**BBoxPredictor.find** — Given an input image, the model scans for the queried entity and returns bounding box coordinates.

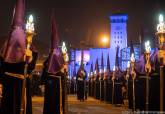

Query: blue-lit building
[69,14,141,77]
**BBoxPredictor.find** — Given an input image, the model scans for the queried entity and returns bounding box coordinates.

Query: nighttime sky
[0,0,165,55]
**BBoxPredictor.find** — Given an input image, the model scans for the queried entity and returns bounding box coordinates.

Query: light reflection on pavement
[32,95,127,114]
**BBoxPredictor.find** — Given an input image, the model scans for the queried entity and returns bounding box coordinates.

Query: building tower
[109,14,128,69]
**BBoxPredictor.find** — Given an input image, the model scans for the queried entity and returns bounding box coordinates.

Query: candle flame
[113,66,115,71]
[26,14,34,32]
[145,41,151,53]
[159,14,164,23]
[127,61,130,68]
[131,53,135,62]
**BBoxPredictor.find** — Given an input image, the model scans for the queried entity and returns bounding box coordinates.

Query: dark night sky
[0,0,165,55]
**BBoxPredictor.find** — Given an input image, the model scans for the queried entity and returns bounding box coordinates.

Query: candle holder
[155,14,165,111]
[20,15,35,114]
[130,53,136,112]
[112,66,116,105]
[126,61,130,100]
[144,41,151,112]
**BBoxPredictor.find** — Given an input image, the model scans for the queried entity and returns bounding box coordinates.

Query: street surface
[32,95,128,114]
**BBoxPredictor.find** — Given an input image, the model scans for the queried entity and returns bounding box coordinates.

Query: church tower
[109,14,128,69]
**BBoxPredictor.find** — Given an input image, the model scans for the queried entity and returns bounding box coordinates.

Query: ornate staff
[112,66,115,105]
[99,69,102,101]
[130,53,136,112]
[156,14,165,112]
[103,68,107,102]
[20,15,35,114]
[144,41,151,112]
[61,41,69,114]
[126,61,130,101]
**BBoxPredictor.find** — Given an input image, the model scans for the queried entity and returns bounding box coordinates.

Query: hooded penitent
[1,0,26,63]
[95,58,99,79]
[130,40,134,56]
[101,52,104,73]
[47,13,64,74]
[77,50,86,78]
[90,62,93,75]
[115,46,120,70]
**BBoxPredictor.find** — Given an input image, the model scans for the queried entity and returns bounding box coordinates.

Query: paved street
[32,95,128,114]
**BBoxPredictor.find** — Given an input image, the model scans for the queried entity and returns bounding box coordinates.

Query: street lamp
[101,35,108,47]
[144,41,151,112]
[156,14,165,112]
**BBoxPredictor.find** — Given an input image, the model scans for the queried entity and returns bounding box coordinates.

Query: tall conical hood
[80,50,84,68]
[47,12,64,74]
[95,58,99,75]
[90,62,93,73]
[115,46,119,68]
[130,40,134,56]
[106,53,110,73]
[13,0,25,27]
[101,52,104,71]
[0,0,26,63]
[51,12,59,49]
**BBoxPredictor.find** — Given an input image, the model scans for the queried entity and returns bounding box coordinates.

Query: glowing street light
[102,36,108,43]
[101,35,108,47]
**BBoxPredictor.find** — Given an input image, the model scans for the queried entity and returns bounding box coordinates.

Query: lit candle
[26,15,34,33]
[99,69,102,74]
[91,72,93,76]
[88,73,90,77]
[131,53,135,62]
[145,41,151,53]
[94,70,96,75]
[159,14,164,23]
[62,42,69,62]
[157,14,165,33]
[127,61,130,68]
[113,66,116,72]
[104,68,106,73]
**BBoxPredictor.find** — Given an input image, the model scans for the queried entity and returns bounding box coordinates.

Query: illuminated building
[69,14,141,76]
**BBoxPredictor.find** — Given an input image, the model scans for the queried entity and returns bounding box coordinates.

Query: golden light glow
[131,53,135,62]
[157,14,165,33]
[102,36,108,43]
[113,66,115,71]
[145,41,151,53]
[127,61,130,68]
[62,42,69,62]
[159,14,164,23]
[26,14,34,33]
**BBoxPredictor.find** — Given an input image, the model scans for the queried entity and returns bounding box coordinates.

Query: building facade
[69,14,140,77]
